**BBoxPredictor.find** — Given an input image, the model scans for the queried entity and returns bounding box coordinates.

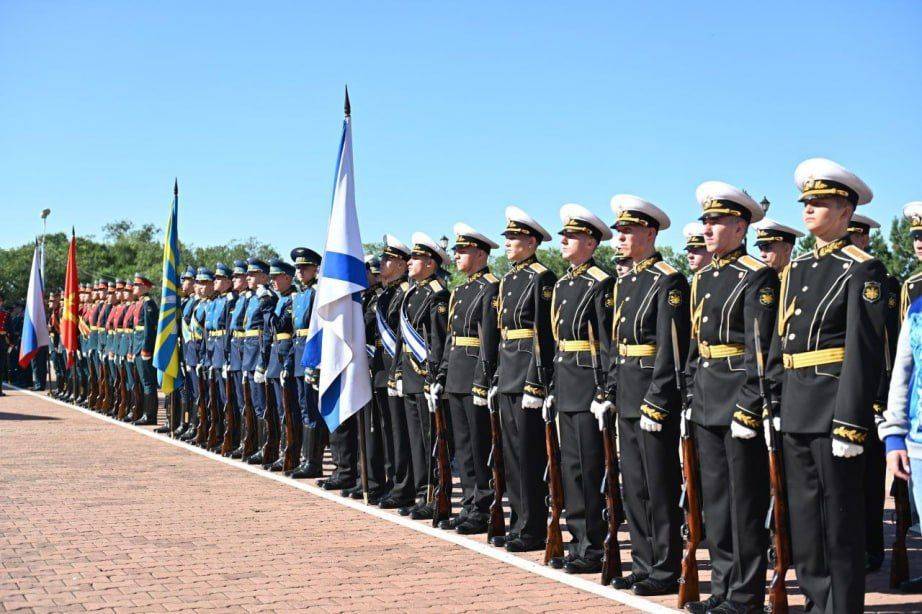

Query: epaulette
[738,254,767,272]
[653,261,677,275]
[528,262,548,274]
[587,266,609,282]
[429,279,446,292]
[400,281,410,291]
[483,272,499,284]
[905,271,922,284]
[841,245,873,263]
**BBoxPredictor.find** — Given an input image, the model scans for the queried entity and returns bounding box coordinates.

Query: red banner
[61,229,80,367]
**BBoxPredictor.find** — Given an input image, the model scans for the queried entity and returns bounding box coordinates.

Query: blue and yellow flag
[153,180,183,393]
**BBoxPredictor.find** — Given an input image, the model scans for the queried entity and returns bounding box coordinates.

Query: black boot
[289,425,324,479]
[181,404,198,441]
[246,419,268,464]
[134,393,159,426]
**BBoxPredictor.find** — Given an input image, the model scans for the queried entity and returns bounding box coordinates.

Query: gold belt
[558,339,597,352]
[134,326,144,332]
[191,332,203,341]
[274,333,292,341]
[699,343,745,359]
[233,331,245,338]
[618,343,657,357]
[242,329,260,338]
[453,336,480,347]
[501,328,534,340]
[209,330,226,337]
[783,347,845,369]
[296,328,311,337]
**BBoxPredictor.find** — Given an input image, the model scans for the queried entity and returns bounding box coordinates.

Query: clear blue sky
[2,1,920,255]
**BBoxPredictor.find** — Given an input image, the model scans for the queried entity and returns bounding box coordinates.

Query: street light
[39,208,51,283]
[760,197,770,214]
[438,235,449,251]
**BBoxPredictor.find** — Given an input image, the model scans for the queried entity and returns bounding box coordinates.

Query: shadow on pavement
[0,411,61,421]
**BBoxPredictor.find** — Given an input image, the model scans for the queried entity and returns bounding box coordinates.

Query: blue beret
[246,257,269,274]
[291,247,322,266]
[214,262,232,278]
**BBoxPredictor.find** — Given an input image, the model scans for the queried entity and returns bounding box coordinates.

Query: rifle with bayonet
[588,323,623,585]
[538,319,565,565]
[754,321,789,613]
[478,323,506,545]
[675,321,703,608]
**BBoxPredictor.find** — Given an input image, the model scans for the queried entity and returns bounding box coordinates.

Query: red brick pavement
[1,388,920,612]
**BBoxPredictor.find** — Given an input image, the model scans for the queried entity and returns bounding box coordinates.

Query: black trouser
[784,433,865,614]
[619,415,682,582]
[695,423,770,605]
[405,392,432,502]
[33,346,48,389]
[447,392,492,522]
[0,336,7,389]
[386,392,416,502]
[558,410,604,560]
[498,392,548,545]
[864,431,885,563]
[329,412,358,484]
[364,389,393,495]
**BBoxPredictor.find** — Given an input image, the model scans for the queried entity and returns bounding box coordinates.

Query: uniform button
[812,262,818,268]
[569,281,574,286]
[713,271,719,277]
[802,286,808,292]
[512,275,518,280]
[558,357,563,363]
[705,293,711,299]
[503,309,507,313]
[620,317,626,322]
[631,277,637,282]
[622,338,627,343]
[702,361,710,368]
[792,262,798,268]
[911,284,916,290]
[788,333,796,340]
[842,263,849,269]
[454,315,459,319]
[702,316,708,323]
[794,308,802,315]
[739,272,744,279]
[507,292,512,296]
[562,300,567,304]
[624,296,630,301]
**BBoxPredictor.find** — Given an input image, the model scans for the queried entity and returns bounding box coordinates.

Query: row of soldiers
[49,155,920,614]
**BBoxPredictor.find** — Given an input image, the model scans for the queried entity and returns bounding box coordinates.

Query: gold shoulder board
[738,254,767,271]
[587,266,609,282]
[429,279,445,291]
[653,261,677,275]
[484,272,499,283]
[842,245,872,263]
[529,262,548,274]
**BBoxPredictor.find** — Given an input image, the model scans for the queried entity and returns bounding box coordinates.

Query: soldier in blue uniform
[288,247,326,479]
[189,268,214,444]
[227,260,251,457]
[175,266,198,437]
[241,258,276,463]
[204,263,233,447]
[131,274,160,425]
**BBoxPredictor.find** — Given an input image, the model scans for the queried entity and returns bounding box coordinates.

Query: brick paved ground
[1,388,920,613]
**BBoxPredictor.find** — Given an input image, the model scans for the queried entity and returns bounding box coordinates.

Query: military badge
[437,303,447,314]
[888,294,897,309]
[759,287,775,307]
[862,281,881,303]
[542,286,553,300]
[667,289,682,307]
[491,296,499,309]
[604,295,614,309]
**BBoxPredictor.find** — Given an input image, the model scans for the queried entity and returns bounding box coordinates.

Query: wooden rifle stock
[116,360,129,420]
[890,478,912,588]
[130,362,144,421]
[220,372,237,456]
[601,411,624,585]
[99,360,110,412]
[261,380,280,465]
[195,367,208,446]
[431,397,452,526]
[476,324,505,543]
[206,369,221,450]
[240,376,258,457]
[280,376,300,472]
[535,319,564,565]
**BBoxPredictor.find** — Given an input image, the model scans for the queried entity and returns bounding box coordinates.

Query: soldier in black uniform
[683,222,712,274]
[131,274,159,425]
[391,232,450,520]
[752,218,802,275]
[492,206,556,551]
[900,202,922,319]
[767,158,887,613]
[606,196,687,594]
[685,181,778,614]
[375,236,417,509]
[432,223,500,534]
[542,203,615,574]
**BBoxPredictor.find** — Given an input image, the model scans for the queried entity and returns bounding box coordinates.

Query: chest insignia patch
[759,287,775,307]
[863,281,881,303]
[667,289,682,307]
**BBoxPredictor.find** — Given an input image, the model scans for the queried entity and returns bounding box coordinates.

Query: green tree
[882,217,918,279]
[661,245,692,278]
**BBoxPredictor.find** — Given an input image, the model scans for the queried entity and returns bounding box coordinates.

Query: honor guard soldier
[683,222,712,274]
[131,274,159,425]
[685,181,778,614]
[900,202,922,319]
[432,223,500,534]
[204,263,233,447]
[120,279,141,422]
[607,196,688,594]
[767,158,887,613]
[261,258,297,471]
[847,212,898,572]
[227,260,252,456]
[86,281,105,410]
[241,258,276,463]
[375,236,416,507]
[288,247,326,479]
[391,232,450,520]
[176,266,198,437]
[544,203,615,574]
[492,206,556,551]
[614,255,633,278]
[752,218,803,274]
[183,268,213,441]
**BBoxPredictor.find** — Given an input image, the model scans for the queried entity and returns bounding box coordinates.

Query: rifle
[478,323,506,545]
[280,374,301,472]
[99,359,110,413]
[195,365,208,446]
[754,321,789,614]
[538,320,565,565]
[116,359,129,420]
[262,378,280,466]
[88,353,99,409]
[887,326,912,588]
[220,369,237,456]
[587,324,624,585]
[207,368,221,450]
[240,375,258,457]
[428,379,452,526]
[674,321,703,608]
[130,361,144,422]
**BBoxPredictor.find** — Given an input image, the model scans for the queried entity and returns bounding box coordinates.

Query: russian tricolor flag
[19,242,50,367]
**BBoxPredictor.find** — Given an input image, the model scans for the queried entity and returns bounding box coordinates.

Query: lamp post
[39,208,51,285]
[438,235,449,251]
[760,197,770,215]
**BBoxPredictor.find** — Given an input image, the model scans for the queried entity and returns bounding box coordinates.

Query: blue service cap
[246,257,269,274]
[214,262,232,278]
[269,258,295,277]
[291,247,322,267]
[181,266,196,280]
[195,267,214,282]
[232,259,247,275]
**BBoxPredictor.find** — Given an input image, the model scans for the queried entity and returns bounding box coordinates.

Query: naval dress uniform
[362,277,393,498]
[900,203,922,320]
[767,158,887,613]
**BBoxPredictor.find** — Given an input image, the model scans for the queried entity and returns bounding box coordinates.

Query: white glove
[222,364,229,378]
[387,382,397,397]
[472,394,487,407]
[280,369,289,383]
[640,415,662,432]
[680,408,691,438]
[253,369,266,384]
[522,393,544,409]
[542,394,555,422]
[430,382,443,400]
[590,400,613,431]
[832,439,863,458]
[426,391,437,413]
[242,370,250,378]
[487,386,498,411]
[395,379,404,397]
[763,416,781,447]
[731,421,758,440]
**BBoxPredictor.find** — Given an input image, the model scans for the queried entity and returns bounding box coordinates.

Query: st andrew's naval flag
[18,242,50,367]
[302,90,371,432]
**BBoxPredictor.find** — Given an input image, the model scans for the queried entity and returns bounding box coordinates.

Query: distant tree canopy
[2,215,918,304]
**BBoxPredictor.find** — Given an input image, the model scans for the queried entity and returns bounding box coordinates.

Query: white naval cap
[452,222,499,251]
[695,180,765,224]
[502,205,552,242]
[381,234,411,260]
[904,202,922,237]
[558,203,613,242]
[847,213,880,235]
[795,157,873,206]
[410,231,450,266]
[610,194,671,231]
[683,222,706,249]
[752,217,804,245]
